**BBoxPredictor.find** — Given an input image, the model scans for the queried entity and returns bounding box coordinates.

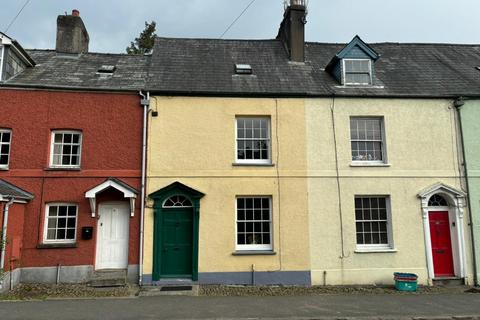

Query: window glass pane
[1,132,10,142]
[66,229,76,239]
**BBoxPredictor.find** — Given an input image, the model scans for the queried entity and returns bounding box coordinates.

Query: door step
[88,269,127,287]
[432,277,465,287]
[139,284,199,296]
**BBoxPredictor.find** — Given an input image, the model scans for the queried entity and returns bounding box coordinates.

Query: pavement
[0,293,480,320]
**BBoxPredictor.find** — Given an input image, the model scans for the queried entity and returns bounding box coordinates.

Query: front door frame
[419,183,467,282]
[149,182,204,281]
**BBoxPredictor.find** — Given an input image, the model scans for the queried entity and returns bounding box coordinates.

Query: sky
[1,0,479,53]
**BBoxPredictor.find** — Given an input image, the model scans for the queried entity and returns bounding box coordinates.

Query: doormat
[160,286,193,292]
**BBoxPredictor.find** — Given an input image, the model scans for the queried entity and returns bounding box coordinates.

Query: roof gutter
[454,97,478,286]
[0,83,142,93]
[144,90,480,100]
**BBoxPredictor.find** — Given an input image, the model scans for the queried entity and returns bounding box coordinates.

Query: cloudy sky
[1,0,479,53]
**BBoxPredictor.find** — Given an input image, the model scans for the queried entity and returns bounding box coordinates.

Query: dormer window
[343,59,372,85]
[325,35,379,87]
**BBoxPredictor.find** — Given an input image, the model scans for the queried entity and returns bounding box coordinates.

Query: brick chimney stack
[56,9,89,54]
[276,0,307,62]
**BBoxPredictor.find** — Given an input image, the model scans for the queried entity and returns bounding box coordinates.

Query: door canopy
[418,183,466,213]
[85,178,138,217]
[149,181,205,206]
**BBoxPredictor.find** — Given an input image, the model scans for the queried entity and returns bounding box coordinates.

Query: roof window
[97,65,116,74]
[234,64,252,75]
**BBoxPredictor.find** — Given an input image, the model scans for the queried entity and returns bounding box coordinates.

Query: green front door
[159,208,193,278]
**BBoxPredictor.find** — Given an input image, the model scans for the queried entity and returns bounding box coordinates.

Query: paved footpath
[0,293,479,320]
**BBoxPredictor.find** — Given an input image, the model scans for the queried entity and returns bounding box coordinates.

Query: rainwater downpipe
[1,197,15,275]
[138,91,150,286]
[454,97,478,286]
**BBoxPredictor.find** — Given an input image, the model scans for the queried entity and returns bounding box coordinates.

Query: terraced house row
[1,1,480,291]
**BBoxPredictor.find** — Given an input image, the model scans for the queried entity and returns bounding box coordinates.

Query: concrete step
[432,277,465,287]
[88,269,127,288]
[138,285,199,296]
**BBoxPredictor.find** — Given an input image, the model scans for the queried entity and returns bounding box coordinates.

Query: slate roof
[2,50,149,91]
[147,37,480,98]
[0,179,34,201]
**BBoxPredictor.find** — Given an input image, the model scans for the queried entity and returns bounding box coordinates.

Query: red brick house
[0,11,149,291]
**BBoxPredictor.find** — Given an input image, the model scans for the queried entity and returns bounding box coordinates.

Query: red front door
[429,211,455,277]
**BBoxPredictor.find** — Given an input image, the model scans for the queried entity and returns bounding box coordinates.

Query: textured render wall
[306,98,472,285]
[0,89,142,269]
[459,99,480,285]
[145,97,310,277]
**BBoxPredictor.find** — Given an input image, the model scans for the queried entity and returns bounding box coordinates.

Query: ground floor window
[236,196,272,251]
[354,196,392,249]
[44,203,78,243]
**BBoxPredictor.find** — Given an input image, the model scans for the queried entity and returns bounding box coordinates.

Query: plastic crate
[394,272,418,292]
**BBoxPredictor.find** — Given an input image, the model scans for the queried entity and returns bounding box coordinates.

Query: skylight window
[97,65,116,74]
[235,64,252,75]
[343,59,372,85]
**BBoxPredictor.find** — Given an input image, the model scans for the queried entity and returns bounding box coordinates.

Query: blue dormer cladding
[326,35,379,85]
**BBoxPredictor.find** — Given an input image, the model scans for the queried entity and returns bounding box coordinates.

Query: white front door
[95,202,130,270]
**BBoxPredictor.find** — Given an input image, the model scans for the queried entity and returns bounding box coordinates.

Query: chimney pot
[72,9,80,17]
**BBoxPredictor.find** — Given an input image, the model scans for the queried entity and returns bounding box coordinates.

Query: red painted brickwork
[0,89,142,269]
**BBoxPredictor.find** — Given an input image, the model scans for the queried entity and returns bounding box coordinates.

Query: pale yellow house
[141,2,476,286]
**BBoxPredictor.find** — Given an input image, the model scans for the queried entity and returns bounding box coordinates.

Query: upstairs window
[235,117,271,164]
[50,131,82,168]
[343,59,372,85]
[0,129,12,169]
[350,117,385,163]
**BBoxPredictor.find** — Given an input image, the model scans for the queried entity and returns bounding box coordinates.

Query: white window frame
[354,195,393,251]
[235,117,271,165]
[0,128,12,169]
[235,196,273,251]
[43,203,78,244]
[49,130,82,168]
[343,58,372,85]
[0,45,4,81]
[350,117,387,165]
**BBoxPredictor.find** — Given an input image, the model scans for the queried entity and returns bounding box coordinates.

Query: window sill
[44,167,81,171]
[354,248,397,253]
[350,162,391,167]
[0,167,9,171]
[37,243,77,249]
[232,250,276,256]
[232,163,275,167]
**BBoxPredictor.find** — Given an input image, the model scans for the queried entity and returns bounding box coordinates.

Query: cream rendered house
[140,1,477,286]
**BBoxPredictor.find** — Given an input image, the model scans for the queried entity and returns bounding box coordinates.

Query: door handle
[436,249,445,254]
[173,247,179,251]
